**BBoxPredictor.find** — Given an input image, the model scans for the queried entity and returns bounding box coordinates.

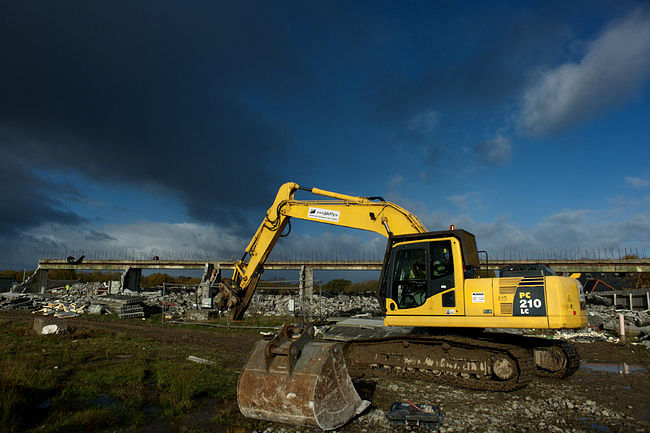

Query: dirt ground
[2,312,648,433]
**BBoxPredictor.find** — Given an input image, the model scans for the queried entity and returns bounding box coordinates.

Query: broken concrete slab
[89,304,104,315]
[187,355,215,365]
[33,318,68,335]
[184,310,218,321]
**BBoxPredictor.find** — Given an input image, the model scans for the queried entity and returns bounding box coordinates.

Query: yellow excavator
[226,182,587,429]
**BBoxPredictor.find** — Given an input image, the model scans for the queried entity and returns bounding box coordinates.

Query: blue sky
[1,0,649,270]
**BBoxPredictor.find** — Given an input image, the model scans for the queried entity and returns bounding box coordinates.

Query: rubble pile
[0,282,147,319]
[36,300,87,318]
[93,294,145,318]
[0,292,35,310]
[139,289,199,319]
[244,292,382,318]
[586,303,650,330]
[2,282,649,348]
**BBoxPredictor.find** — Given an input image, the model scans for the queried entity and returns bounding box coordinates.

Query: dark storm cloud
[0,158,86,235]
[0,2,309,228]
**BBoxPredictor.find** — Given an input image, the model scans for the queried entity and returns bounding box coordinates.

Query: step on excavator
[223,182,587,429]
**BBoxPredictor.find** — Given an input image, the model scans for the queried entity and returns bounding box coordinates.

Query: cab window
[392,248,427,309]
[431,243,453,278]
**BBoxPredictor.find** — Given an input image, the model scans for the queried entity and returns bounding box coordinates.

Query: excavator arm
[219,182,427,320]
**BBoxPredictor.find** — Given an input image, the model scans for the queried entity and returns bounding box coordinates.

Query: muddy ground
[2,312,648,433]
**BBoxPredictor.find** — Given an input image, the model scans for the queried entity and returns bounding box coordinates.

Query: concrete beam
[37,258,650,273]
[37,269,48,294]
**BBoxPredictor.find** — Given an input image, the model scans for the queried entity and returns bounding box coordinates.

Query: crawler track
[482,334,580,378]
[342,334,536,391]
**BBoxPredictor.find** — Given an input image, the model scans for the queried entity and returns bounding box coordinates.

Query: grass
[82,310,298,332]
[0,319,242,432]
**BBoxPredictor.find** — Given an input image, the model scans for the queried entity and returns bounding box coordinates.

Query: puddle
[581,361,647,375]
[36,399,52,409]
[577,417,612,432]
[142,405,163,416]
[93,395,122,408]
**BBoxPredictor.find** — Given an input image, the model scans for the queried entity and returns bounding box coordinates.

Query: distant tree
[142,273,171,288]
[176,275,201,285]
[48,269,78,280]
[0,270,20,282]
[636,273,650,289]
[78,270,122,282]
[140,273,201,288]
[348,280,378,293]
[0,270,35,282]
[323,278,352,292]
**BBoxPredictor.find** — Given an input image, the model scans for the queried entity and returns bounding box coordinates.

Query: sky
[1,0,650,271]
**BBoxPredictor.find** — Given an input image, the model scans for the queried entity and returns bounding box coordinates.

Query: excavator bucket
[237,324,369,430]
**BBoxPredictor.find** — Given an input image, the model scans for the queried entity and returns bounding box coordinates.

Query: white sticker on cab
[471,292,485,303]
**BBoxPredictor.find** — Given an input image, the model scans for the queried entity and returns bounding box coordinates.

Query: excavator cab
[379,230,479,318]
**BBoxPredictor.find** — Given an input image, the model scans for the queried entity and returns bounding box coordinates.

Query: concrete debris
[33,318,68,335]
[140,288,200,320]
[185,310,218,321]
[552,328,622,343]
[35,300,85,318]
[41,324,60,334]
[89,304,104,315]
[187,355,215,365]
[244,293,382,318]
[4,283,650,345]
[93,295,145,318]
[360,408,391,427]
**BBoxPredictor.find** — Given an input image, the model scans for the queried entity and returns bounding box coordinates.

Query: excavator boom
[219,182,427,320]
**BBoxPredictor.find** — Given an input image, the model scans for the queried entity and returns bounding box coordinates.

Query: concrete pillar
[121,267,142,292]
[300,265,314,299]
[37,269,48,294]
[198,263,220,309]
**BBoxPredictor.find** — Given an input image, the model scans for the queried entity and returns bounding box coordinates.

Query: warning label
[307,207,340,222]
[471,292,485,303]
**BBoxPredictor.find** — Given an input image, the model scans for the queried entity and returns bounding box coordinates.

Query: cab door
[384,237,466,316]
[386,242,432,315]
[427,239,465,315]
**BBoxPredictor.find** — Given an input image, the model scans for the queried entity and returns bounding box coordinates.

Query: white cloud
[473,134,513,164]
[388,174,404,188]
[456,209,650,258]
[518,7,650,136]
[446,192,481,211]
[626,176,650,188]
[5,194,650,269]
[389,110,440,145]
[25,221,248,260]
